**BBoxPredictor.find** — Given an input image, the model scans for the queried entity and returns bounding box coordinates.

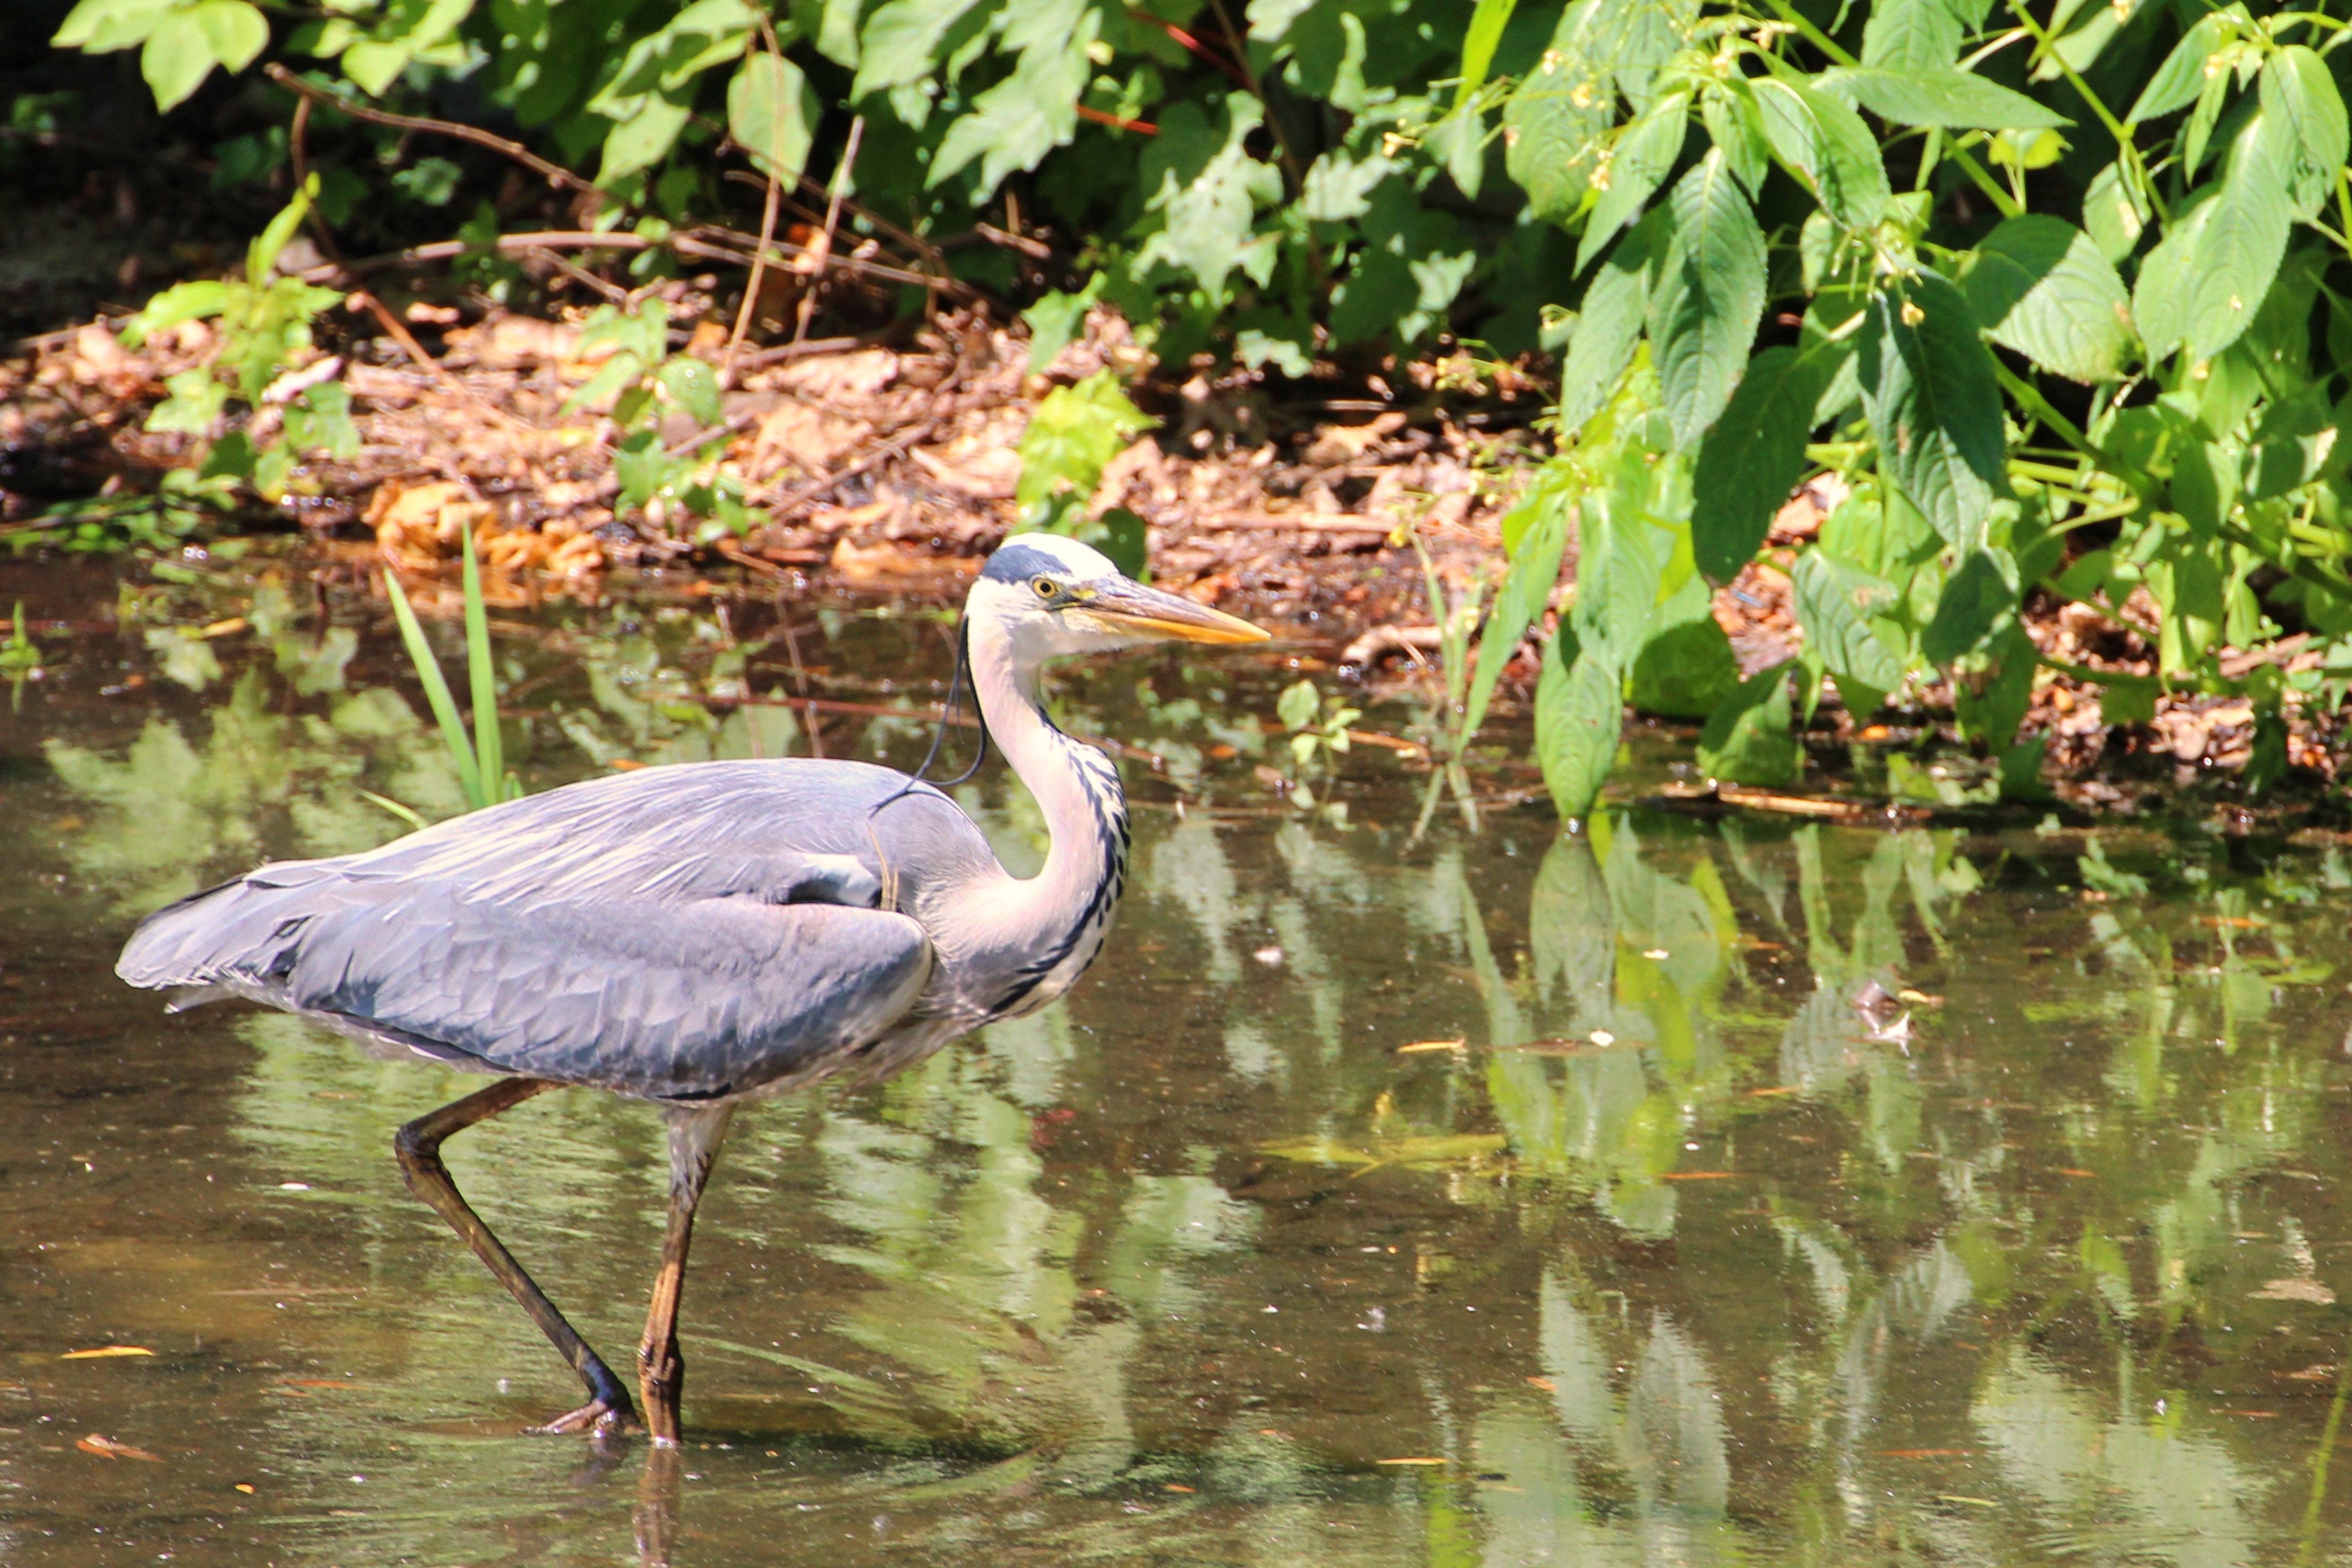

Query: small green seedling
[1277,677,1362,810]
[379,526,523,819]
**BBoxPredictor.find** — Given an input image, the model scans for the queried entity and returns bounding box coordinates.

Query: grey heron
[116,533,1268,1444]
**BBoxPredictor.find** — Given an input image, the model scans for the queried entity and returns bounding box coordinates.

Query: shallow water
[5,551,2352,1566]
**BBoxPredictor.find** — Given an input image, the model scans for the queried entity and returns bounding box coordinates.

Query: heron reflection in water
[118,534,1269,1444]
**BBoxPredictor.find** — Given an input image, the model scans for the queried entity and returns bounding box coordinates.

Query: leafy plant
[564,300,759,542]
[119,179,356,502]
[1275,676,1362,810]
[1014,369,1154,575]
[2,602,43,709]
[379,527,521,819]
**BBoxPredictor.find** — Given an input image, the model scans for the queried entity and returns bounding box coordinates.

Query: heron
[116,533,1268,1445]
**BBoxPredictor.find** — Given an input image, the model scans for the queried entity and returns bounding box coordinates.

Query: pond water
[4,549,2351,1566]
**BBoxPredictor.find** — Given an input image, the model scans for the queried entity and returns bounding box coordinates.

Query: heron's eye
[1032,577,1058,599]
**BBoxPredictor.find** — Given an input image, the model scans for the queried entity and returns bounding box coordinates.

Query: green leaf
[141,9,221,111]
[1277,678,1320,732]
[1504,63,1610,224]
[384,567,484,807]
[2125,10,2236,124]
[1464,471,1570,739]
[247,180,316,286]
[2081,160,2148,263]
[122,279,230,343]
[1575,89,1687,273]
[853,0,986,101]
[145,367,228,434]
[1130,96,1283,306]
[1628,614,1741,718]
[1951,622,2036,749]
[193,0,265,69]
[1920,546,2019,663]
[1691,344,1829,581]
[1647,149,1767,450]
[2182,109,2293,362]
[1697,663,1800,786]
[2131,185,2213,358]
[1534,633,1624,820]
[1016,371,1153,514]
[54,0,181,52]
[656,357,723,427]
[1455,0,1518,110]
[1752,72,1890,234]
[1861,0,1964,71]
[1557,216,1658,438]
[1821,67,2067,130]
[340,40,412,96]
[728,52,820,184]
[1300,150,1396,223]
[1957,215,2132,383]
[600,91,693,184]
[1703,85,1770,196]
[283,382,360,460]
[2259,46,2346,222]
[1793,548,1904,694]
[929,0,1096,197]
[1859,272,2006,549]
[1022,274,1104,374]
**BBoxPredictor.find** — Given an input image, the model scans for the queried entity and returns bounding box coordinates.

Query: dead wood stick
[723,16,791,387]
[265,64,599,198]
[794,115,864,346]
[346,290,534,436]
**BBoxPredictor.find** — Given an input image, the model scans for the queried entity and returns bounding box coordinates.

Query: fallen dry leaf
[77,1434,162,1461]
[2253,1278,2337,1304]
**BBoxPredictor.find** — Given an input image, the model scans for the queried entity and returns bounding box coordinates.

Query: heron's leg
[393,1077,639,1435]
[637,1103,734,1446]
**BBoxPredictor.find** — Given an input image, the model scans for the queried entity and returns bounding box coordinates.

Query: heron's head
[969,533,1269,659]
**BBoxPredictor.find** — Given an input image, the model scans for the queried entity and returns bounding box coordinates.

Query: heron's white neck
[956,613,1130,1017]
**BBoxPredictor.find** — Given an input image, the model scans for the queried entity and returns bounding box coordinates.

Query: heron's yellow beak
[1083,580,1271,644]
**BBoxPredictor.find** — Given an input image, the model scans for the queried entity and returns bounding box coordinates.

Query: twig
[264,64,601,200]
[297,228,949,293]
[724,17,791,388]
[1124,9,1254,89]
[976,222,1052,259]
[733,334,868,369]
[795,115,864,346]
[1075,105,1157,135]
[529,245,629,304]
[287,96,346,269]
[347,289,535,435]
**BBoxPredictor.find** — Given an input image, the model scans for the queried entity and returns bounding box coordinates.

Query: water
[5,548,2352,1566]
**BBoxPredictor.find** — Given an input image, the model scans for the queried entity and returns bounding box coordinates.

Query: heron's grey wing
[115,758,986,1099]
[135,873,930,1099]
[291,886,932,1098]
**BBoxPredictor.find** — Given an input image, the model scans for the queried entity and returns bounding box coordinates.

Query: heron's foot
[529,1397,641,1437]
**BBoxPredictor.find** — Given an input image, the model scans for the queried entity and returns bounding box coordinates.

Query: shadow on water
[6,554,2352,1564]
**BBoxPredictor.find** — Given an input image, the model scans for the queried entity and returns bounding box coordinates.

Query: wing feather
[116,758,979,1101]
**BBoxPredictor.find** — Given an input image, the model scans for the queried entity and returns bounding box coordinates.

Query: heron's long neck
[961,618,1130,1015]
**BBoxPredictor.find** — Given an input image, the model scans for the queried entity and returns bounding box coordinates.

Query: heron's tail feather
[116,863,337,992]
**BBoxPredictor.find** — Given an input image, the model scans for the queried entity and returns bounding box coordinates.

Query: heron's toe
[529,1396,641,1438]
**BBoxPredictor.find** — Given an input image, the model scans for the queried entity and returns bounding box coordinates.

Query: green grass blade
[384,569,485,808]
[355,787,430,831]
[460,527,504,801]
